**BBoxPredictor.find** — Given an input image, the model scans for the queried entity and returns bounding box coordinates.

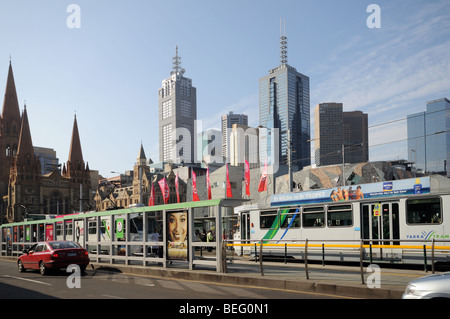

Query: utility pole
[342,144,345,186]
[288,128,292,192]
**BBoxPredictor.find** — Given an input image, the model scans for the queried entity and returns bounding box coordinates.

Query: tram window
[303,206,325,228]
[260,210,278,229]
[65,222,73,236]
[56,224,62,237]
[280,208,300,228]
[88,221,97,234]
[406,197,442,224]
[327,204,353,227]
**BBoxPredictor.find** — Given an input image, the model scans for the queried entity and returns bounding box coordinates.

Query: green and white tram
[234,176,450,265]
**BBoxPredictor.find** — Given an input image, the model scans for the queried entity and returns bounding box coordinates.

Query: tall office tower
[158,46,197,164]
[34,147,60,175]
[259,21,310,169]
[407,97,450,176]
[221,111,248,160]
[314,103,343,166]
[314,103,369,166]
[343,111,369,164]
[229,123,259,168]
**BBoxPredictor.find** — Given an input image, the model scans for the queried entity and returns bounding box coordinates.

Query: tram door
[240,212,251,255]
[361,202,400,259]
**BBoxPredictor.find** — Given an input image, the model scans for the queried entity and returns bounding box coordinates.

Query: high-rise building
[314,103,368,166]
[221,111,248,160]
[407,97,450,176]
[229,123,259,168]
[314,103,343,166]
[34,146,60,175]
[259,21,310,169]
[158,46,197,164]
[343,111,369,164]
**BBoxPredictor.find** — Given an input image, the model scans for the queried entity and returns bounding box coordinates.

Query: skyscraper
[221,111,248,160]
[343,110,369,164]
[158,46,197,164]
[407,97,450,176]
[314,103,343,166]
[259,21,310,169]
[314,103,368,166]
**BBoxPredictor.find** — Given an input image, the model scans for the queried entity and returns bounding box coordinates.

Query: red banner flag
[244,159,250,196]
[175,172,180,203]
[148,182,155,206]
[158,177,170,204]
[258,160,268,192]
[206,166,212,200]
[192,169,200,201]
[226,164,233,198]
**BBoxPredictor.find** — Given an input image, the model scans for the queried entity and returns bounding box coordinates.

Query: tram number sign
[373,204,381,217]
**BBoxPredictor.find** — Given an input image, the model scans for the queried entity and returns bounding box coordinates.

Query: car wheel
[18,260,26,272]
[39,261,48,276]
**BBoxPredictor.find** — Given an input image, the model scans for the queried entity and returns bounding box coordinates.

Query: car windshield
[49,241,80,249]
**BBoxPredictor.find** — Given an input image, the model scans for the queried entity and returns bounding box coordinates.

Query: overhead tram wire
[288,107,449,165]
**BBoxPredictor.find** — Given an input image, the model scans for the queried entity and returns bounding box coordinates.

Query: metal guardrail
[225,239,450,283]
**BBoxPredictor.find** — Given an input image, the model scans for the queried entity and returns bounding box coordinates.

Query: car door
[30,243,46,269]
[21,243,38,269]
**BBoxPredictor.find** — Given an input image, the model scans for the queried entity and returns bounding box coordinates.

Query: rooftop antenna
[172,45,185,75]
[280,18,288,66]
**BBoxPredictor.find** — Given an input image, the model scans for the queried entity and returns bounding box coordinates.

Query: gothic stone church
[0,62,91,223]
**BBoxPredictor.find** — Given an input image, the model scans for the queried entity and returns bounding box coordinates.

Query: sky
[0,0,449,178]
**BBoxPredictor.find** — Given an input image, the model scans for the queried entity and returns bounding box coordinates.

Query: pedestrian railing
[224,239,450,283]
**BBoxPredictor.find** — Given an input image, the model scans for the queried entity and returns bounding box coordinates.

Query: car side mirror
[22,249,28,254]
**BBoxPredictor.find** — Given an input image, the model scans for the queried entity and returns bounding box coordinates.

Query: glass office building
[259,63,310,169]
[407,97,450,176]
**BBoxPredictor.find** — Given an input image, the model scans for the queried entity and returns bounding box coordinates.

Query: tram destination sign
[271,177,430,206]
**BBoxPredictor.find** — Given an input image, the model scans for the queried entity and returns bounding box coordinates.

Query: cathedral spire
[15,104,36,165]
[2,61,21,122]
[68,114,84,166]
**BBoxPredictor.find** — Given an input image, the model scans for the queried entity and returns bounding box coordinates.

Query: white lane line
[3,275,52,286]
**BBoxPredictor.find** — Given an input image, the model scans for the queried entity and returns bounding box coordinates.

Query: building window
[162,124,173,161]
[162,100,172,119]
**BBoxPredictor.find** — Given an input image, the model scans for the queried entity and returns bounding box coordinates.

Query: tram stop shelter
[0,198,244,273]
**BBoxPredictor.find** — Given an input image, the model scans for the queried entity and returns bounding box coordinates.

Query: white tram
[234,176,450,265]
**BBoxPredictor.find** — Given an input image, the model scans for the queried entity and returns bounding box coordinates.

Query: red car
[18,241,89,275]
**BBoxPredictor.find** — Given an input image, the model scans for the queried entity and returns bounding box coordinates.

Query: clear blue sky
[0,0,449,177]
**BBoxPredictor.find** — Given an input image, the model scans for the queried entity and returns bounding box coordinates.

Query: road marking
[3,275,52,286]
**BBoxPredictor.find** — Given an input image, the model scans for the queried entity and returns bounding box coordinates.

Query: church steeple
[0,61,23,197]
[67,114,84,170]
[2,61,21,122]
[15,104,35,166]
[137,142,146,166]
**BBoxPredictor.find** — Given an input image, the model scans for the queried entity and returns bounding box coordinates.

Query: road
[0,259,347,300]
